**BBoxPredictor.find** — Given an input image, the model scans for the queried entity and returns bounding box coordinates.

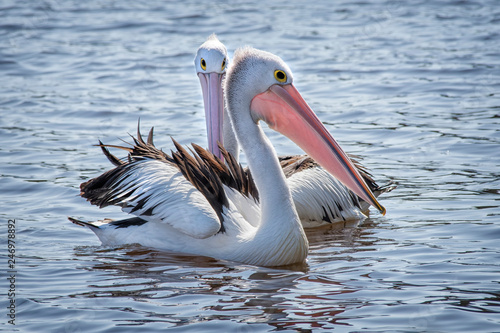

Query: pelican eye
[221,58,226,71]
[274,70,287,83]
[201,58,207,70]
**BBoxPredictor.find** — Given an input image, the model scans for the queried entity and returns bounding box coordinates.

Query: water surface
[1,1,499,332]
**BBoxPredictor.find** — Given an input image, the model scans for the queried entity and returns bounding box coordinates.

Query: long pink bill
[198,72,225,160]
[250,83,386,215]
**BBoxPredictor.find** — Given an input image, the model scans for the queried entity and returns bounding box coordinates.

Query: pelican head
[225,47,386,214]
[194,34,228,159]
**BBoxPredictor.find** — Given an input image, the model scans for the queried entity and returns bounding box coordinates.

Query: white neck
[222,106,240,162]
[226,98,308,265]
[240,121,293,220]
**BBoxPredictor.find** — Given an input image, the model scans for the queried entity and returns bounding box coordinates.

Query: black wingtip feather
[68,217,100,229]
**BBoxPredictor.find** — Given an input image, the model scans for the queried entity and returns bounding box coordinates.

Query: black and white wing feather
[79,126,259,238]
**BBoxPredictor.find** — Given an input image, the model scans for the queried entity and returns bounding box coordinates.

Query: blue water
[1,1,499,332]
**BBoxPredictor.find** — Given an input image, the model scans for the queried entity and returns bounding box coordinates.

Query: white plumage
[195,35,393,227]
[72,46,386,266]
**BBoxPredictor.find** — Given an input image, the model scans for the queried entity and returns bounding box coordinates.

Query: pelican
[195,35,393,226]
[71,47,385,266]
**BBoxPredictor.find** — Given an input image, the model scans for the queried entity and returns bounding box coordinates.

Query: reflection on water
[70,244,353,331]
[1,0,499,331]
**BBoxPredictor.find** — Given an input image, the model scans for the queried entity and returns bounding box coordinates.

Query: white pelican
[71,47,385,266]
[195,35,393,226]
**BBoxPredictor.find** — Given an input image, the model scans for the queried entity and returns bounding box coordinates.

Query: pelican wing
[279,155,361,222]
[80,126,260,238]
[80,157,222,239]
[287,166,363,223]
[192,141,261,225]
[279,154,395,221]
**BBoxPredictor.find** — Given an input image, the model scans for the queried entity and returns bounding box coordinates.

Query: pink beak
[198,72,225,160]
[251,84,386,214]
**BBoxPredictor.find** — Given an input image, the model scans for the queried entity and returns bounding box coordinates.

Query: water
[1,0,499,332]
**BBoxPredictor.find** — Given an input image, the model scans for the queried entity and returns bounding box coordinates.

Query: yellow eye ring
[200,58,207,71]
[274,70,287,83]
[221,58,226,71]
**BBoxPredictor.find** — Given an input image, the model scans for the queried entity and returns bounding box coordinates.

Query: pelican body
[72,47,385,266]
